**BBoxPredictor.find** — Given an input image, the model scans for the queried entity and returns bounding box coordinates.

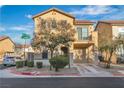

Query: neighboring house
[32,8,97,63]
[95,20,124,63]
[15,44,34,58]
[0,36,15,63]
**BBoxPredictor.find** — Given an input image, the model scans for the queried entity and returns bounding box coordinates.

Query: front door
[74,49,87,63]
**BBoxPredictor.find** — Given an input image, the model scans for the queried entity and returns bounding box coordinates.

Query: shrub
[27,61,34,67]
[16,61,24,68]
[49,55,69,71]
[36,62,43,68]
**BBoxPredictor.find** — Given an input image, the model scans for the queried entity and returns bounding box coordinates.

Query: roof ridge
[32,7,75,19]
[0,36,9,41]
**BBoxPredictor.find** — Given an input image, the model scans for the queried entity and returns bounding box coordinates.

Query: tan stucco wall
[0,39,15,59]
[33,10,95,63]
[34,10,94,44]
[72,25,94,62]
[34,10,74,33]
[96,22,112,48]
[92,31,98,48]
[96,23,124,64]
[95,22,115,63]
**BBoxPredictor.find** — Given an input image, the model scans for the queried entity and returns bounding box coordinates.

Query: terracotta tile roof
[15,44,30,48]
[32,8,75,19]
[75,20,94,25]
[0,36,9,41]
[99,20,124,24]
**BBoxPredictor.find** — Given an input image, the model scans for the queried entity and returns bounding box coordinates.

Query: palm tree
[21,33,30,59]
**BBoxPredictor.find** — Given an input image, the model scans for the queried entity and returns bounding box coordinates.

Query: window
[61,20,67,28]
[82,27,88,40]
[51,19,57,29]
[42,50,48,59]
[77,27,82,40]
[77,27,88,40]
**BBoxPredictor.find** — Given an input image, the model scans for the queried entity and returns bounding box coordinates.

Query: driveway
[0,64,14,70]
[0,65,21,78]
[74,63,113,77]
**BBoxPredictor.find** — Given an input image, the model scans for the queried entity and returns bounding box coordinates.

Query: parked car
[3,56,22,66]
[117,56,124,64]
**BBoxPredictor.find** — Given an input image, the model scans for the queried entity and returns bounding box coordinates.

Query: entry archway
[61,47,69,55]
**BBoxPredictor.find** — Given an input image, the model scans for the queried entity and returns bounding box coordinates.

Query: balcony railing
[78,35,92,41]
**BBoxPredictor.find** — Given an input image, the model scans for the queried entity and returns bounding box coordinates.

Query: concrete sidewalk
[0,63,124,78]
[0,66,80,78]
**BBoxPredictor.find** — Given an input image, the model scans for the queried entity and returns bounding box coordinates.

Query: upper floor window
[77,27,89,40]
[51,19,57,29]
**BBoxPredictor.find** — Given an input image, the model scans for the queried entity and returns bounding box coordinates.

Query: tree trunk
[24,39,26,60]
[50,49,54,70]
[67,50,70,69]
[51,50,53,58]
[106,51,113,68]
[55,67,59,72]
[105,51,108,61]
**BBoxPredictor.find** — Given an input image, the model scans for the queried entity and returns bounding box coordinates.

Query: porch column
[69,53,73,67]
[82,49,86,62]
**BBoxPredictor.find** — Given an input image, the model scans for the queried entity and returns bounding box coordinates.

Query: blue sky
[0,5,124,44]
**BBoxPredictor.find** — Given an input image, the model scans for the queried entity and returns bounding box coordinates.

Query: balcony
[76,35,94,42]
[73,35,94,49]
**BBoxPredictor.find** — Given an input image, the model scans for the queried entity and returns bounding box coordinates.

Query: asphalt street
[0,77,124,88]
[0,64,15,70]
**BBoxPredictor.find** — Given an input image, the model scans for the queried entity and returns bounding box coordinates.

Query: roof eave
[32,8,75,19]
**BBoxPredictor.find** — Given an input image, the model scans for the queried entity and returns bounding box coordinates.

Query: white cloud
[8,23,33,44]
[10,23,34,32]
[70,6,118,16]
[0,26,6,31]
[10,26,29,31]
[101,10,124,20]
[25,14,32,19]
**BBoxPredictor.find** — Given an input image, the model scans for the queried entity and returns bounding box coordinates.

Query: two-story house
[32,8,96,63]
[95,20,124,63]
[15,44,34,58]
[0,36,15,63]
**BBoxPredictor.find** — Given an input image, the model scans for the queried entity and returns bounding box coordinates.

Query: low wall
[34,59,50,66]
[33,53,74,67]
